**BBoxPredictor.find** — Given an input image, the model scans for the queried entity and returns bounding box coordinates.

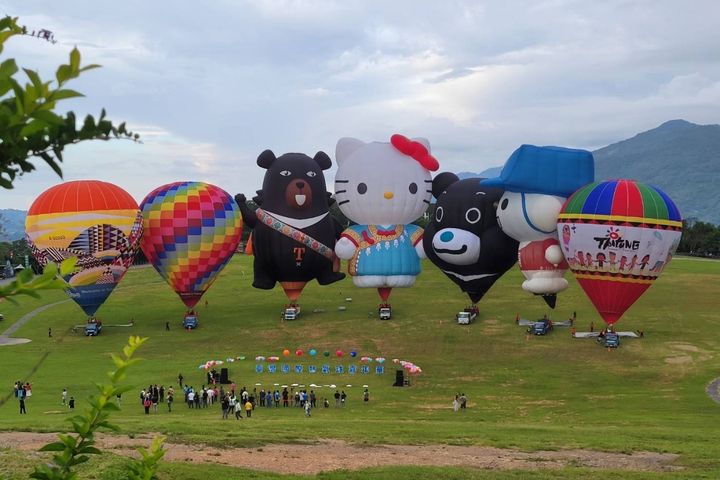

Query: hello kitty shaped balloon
[334,134,439,305]
[481,145,594,309]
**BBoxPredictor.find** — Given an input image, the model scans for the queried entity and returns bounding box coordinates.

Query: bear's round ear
[313,151,332,170]
[432,172,459,199]
[257,150,276,169]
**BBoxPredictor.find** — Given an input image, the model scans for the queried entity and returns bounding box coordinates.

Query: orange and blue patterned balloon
[140,182,243,309]
[25,180,143,317]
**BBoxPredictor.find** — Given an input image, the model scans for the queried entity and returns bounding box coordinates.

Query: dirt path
[0,432,680,474]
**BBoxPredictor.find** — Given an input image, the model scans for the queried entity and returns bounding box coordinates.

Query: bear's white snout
[432,228,480,265]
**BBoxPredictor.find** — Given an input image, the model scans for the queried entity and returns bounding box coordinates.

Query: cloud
[2,0,719,209]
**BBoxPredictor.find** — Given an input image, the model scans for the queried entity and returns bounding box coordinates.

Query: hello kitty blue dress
[340,224,423,276]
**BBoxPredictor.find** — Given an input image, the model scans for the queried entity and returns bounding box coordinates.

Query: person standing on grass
[187,389,195,408]
[48,327,52,338]
[363,388,369,403]
[245,400,253,418]
[334,390,340,407]
[69,396,75,410]
[143,395,151,414]
[221,395,230,419]
[234,397,243,419]
[116,393,122,406]
[167,386,174,412]
[459,393,467,411]
[340,390,346,407]
[178,373,184,387]
[19,396,27,414]
[165,321,170,331]
[62,388,67,406]
[304,399,312,417]
[453,394,459,412]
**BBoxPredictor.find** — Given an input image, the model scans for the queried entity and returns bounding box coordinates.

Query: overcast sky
[2,0,719,210]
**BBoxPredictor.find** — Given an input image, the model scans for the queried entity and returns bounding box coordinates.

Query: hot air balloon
[25,180,143,319]
[140,182,242,319]
[334,134,439,317]
[235,150,345,315]
[424,173,518,310]
[557,179,682,326]
[482,145,594,308]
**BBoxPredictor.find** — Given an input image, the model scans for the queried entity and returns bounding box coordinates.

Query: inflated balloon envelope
[25,180,143,318]
[557,179,683,326]
[140,181,242,310]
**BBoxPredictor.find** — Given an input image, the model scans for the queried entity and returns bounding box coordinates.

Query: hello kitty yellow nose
[384,191,394,199]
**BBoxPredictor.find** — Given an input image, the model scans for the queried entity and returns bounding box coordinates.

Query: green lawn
[1,255,719,478]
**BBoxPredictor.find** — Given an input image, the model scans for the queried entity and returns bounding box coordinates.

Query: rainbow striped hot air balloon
[140,182,242,310]
[557,179,682,326]
[25,180,143,318]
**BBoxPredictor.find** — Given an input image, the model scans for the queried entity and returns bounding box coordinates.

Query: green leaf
[22,68,43,94]
[56,64,72,85]
[69,47,80,72]
[59,257,78,276]
[38,441,66,452]
[77,446,102,455]
[31,109,65,125]
[79,64,101,73]
[0,58,18,78]
[49,89,84,101]
[37,151,63,178]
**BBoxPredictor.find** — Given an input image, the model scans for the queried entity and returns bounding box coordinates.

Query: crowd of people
[138,374,370,419]
[141,384,175,413]
[11,374,375,418]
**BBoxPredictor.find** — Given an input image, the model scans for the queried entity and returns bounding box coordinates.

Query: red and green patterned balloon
[557,179,682,325]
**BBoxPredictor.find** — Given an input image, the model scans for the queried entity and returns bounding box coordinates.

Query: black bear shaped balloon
[235,150,345,304]
[424,172,518,305]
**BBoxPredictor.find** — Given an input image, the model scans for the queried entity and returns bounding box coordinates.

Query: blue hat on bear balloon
[481,144,594,197]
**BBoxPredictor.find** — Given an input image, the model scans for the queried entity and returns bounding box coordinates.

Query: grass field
[1,255,719,479]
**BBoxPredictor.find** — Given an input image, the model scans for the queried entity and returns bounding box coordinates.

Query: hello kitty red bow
[390,134,439,171]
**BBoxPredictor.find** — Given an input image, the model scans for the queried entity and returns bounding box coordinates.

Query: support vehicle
[84,319,103,336]
[183,312,199,329]
[517,315,573,336]
[282,305,300,321]
[379,304,392,320]
[456,306,478,325]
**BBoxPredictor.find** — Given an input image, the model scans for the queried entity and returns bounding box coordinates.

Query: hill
[593,119,720,225]
[458,120,720,225]
[0,209,26,242]
[457,167,502,180]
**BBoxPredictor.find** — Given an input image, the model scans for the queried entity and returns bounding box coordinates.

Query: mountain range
[1,119,718,241]
[0,209,26,242]
[456,119,720,225]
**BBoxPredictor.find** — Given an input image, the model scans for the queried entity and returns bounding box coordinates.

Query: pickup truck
[529,319,553,335]
[602,332,620,348]
[282,306,300,321]
[183,314,199,329]
[456,307,478,325]
[84,321,103,336]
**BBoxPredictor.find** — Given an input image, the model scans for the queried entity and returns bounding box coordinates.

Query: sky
[1,0,719,210]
